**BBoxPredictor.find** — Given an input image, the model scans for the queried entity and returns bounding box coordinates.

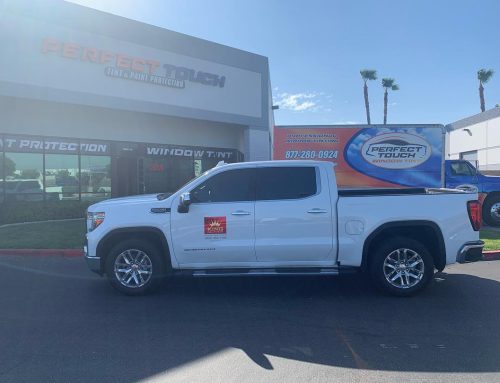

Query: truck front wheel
[105,239,166,295]
[483,195,500,227]
[369,237,434,297]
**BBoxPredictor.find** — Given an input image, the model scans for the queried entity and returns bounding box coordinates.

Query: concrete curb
[483,250,500,261]
[0,249,83,257]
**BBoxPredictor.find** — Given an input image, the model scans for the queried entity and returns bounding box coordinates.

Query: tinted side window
[450,162,473,176]
[256,167,317,201]
[191,168,255,203]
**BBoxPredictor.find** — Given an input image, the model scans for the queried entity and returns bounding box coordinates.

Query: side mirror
[178,192,192,213]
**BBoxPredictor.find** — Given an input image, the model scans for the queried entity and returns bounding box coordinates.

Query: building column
[244,126,270,161]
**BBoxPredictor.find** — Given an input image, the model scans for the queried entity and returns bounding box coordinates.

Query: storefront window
[3,153,44,202]
[199,157,223,172]
[0,135,242,203]
[175,157,195,191]
[194,159,203,177]
[80,156,111,201]
[45,154,79,201]
[143,157,173,194]
[143,157,194,194]
[0,154,10,202]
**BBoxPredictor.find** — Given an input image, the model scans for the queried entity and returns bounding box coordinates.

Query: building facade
[446,107,500,176]
[0,0,272,203]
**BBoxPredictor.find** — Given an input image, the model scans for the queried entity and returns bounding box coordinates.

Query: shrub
[0,200,93,225]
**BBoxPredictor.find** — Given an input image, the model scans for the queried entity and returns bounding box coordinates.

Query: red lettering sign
[42,38,61,53]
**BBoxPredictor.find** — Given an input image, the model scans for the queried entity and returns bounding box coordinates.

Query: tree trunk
[364,82,371,124]
[383,88,388,124]
[479,82,485,112]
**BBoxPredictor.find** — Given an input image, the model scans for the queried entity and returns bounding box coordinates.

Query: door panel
[254,166,334,263]
[170,167,257,266]
[170,201,256,265]
[446,161,478,189]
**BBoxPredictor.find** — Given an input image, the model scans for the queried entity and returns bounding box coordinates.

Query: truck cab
[445,159,500,226]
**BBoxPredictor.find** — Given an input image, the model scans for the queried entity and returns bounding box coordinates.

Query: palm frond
[477,69,494,84]
[382,78,395,88]
[391,84,399,91]
[360,69,377,81]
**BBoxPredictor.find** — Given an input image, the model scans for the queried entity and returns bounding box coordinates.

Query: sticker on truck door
[204,216,227,239]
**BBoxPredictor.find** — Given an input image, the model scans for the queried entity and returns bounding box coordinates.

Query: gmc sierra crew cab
[84,161,484,296]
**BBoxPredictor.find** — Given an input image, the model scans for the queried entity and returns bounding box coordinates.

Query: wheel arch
[96,226,172,274]
[483,191,500,203]
[483,191,500,208]
[361,220,446,272]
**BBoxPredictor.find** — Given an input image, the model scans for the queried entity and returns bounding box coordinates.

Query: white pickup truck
[84,161,484,296]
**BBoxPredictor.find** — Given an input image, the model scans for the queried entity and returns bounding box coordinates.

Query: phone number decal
[284,150,338,159]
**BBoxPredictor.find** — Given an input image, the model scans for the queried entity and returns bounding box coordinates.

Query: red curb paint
[482,250,500,261]
[0,249,84,257]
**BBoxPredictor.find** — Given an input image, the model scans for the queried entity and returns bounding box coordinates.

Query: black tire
[369,237,434,297]
[483,195,500,227]
[105,239,167,295]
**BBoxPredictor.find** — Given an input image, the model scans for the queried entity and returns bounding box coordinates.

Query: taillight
[467,200,482,231]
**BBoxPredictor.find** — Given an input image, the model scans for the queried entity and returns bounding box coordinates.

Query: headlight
[87,211,105,232]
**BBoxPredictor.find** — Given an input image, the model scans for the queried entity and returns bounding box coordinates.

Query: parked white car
[85,161,484,296]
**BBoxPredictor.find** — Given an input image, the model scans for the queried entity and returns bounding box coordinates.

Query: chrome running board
[191,267,357,277]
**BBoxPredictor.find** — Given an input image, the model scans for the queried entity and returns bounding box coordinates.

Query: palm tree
[360,69,377,124]
[381,78,399,124]
[477,69,494,112]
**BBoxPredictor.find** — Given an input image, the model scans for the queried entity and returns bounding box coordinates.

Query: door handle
[231,210,251,216]
[307,208,328,214]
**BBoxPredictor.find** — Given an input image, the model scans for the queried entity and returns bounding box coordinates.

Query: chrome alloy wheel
[114,249,153,288]
[491,202,500,220]
[383,248,424,289]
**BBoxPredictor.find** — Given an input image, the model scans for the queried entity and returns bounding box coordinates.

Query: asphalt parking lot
[1,256,499,383]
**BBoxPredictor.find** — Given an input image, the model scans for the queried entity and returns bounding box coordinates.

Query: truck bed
[338,188,467,197]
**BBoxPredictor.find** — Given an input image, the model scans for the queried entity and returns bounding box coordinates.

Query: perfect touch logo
[41,38,226,90]
[361,133,432,169]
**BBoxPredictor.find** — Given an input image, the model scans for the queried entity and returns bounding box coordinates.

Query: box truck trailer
[273,124,445,189]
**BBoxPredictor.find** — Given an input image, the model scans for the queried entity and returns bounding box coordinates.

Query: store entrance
[115,157,140,197]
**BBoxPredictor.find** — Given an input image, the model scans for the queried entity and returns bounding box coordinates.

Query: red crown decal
[204,216,227,234]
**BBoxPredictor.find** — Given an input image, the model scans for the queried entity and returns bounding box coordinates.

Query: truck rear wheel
[369,237,434,297]
[483,196,500,227]
[105,239,166,295]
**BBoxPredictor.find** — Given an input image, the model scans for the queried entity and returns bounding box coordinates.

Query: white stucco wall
[447,114,500,171]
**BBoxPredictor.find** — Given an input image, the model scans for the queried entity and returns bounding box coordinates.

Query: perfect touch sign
[41,38,227,90]
[361,133,432,169]
[0,12,263,119]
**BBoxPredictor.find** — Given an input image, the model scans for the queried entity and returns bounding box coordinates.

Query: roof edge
[446,107,500,131]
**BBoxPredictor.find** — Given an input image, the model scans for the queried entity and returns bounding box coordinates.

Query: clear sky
[68,0,499,126]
